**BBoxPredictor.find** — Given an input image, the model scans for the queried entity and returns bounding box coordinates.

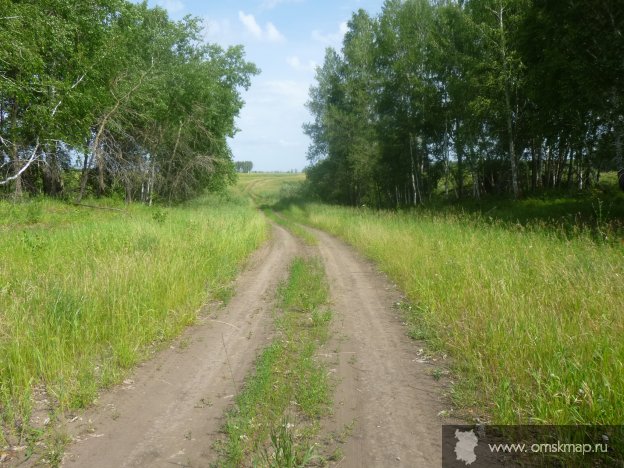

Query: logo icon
[454,429,478,465]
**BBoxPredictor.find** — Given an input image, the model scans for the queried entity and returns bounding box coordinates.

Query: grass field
[2,169,621,452]
[278,202,623,425]
[237,172,305,207]
[0,193,267,446]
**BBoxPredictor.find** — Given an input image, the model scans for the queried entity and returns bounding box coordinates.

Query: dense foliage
[304,0,624,206]
[0,0,258,202]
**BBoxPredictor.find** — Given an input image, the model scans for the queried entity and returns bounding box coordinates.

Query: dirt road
[59,222,452,467]
[311,228,453,467]
[62,224,299,468]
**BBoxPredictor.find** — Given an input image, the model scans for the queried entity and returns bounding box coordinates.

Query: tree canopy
[0,0,259,202]
[304,0,624,206]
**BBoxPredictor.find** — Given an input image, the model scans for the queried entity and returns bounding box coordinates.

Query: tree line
[304,0,624,207]
[235,161,253,173]
[1,0,258,202]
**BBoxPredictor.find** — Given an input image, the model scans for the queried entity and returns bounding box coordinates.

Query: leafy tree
[304,0,624,204]
[1,1,258,202]
[235,161,254,173]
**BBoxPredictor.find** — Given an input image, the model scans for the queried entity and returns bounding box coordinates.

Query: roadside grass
[425,171,624,239]
[426,192,624,240]
[217,257,332,467]
[0,192,267,447]
[279,202,624,425]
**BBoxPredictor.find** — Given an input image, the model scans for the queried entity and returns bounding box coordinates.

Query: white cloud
[155,0,184,14]
[312,21,348,46]
[286,56,317,73]
[202,17,238,48]
[229,80,311,171]
[263,80,309,107]
[203,18,231,38]
[238,11,285,43]
[266,22,285,42]
[238,11,263,39]
[260,0,304,10]
[278,139,301,148]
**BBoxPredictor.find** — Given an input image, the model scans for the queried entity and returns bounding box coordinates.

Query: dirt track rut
[311,228,452,467]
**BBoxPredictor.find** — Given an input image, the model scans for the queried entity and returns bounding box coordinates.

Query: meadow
[2,170,622,451]
[0,193,266,445]
[237,172,305,207]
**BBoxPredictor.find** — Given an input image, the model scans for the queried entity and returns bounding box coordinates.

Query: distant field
[0,193,266,445]
[237,172,305,206]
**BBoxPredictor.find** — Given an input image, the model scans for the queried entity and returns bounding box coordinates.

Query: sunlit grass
[0,192,267,444]
[237,172,315,244]
[281,202,624,425]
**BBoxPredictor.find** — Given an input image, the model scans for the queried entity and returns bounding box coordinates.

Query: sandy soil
[45,222,454,467]
[60,224,299,468]
[311,228,455,467]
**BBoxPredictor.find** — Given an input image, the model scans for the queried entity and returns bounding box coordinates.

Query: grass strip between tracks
[218,257,332,467]
[262,209,317,246]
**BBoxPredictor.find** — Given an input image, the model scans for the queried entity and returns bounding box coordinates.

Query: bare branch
[0,141,40,185]
[51,74,86,117]
[2,72,86,187]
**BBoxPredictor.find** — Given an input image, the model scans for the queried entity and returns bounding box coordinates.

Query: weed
[151,208,167,224]
[25,203,43,225]
[328,447,344,462]
[259,419,319,468]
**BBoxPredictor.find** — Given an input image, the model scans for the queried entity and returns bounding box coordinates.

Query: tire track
[311,227,454,467]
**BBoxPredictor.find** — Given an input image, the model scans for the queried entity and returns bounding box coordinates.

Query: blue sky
[138,0,384,171]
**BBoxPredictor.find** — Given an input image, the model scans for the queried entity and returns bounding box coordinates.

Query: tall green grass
[281,202,624,425]
[0,193,267,444]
